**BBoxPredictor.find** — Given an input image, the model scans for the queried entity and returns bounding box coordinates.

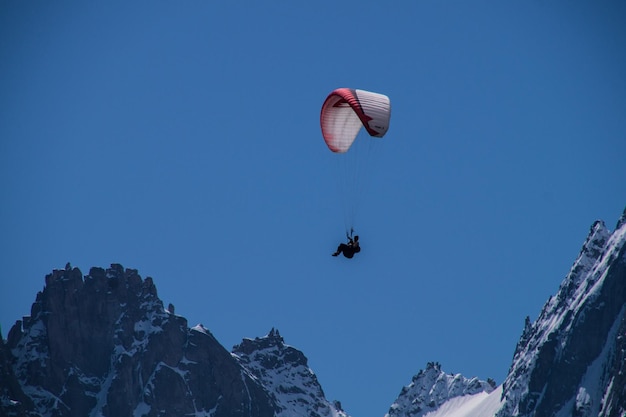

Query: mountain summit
[497,210,626,417]
[386,362,496,417]
[0,264,345,417]
[384,208,626,417]
[232,328,348,417]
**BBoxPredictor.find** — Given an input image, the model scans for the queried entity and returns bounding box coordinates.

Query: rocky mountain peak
[233,327,287,356]
[232,329,348,417]
[1,264,352,417]
[498,213,626,417]
[7,264,167,387]
[3,264,277,417]
[386,362,495,417]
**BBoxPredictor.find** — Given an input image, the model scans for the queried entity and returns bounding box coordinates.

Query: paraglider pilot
[332,234,360,258]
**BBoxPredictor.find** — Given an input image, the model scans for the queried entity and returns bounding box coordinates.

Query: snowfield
[422,386,502,417]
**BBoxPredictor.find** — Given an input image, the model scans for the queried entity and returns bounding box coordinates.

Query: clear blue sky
[1,2,625,416]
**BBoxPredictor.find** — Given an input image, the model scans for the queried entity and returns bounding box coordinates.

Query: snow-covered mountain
[232,328,348,417]
[2,208,625,417]
[386,362,496,417]
[0,264,345,417]
[496,209,626,417]
[386,208,626,417]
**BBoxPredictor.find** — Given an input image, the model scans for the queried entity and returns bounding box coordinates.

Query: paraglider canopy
[320,88,391,153]
[320,87,391,237]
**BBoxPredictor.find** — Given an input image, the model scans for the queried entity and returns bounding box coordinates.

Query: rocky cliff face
[0,335,34,417]
[1,264,348,417]
[497,209,626,417]
[1,264,278,417]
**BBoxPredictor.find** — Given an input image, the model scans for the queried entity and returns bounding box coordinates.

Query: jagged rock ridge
[497,208,626,417]
[0,264,345,417]
[386,361,496,417]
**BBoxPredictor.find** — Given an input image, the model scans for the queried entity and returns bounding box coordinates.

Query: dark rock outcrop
[4,264,276,417]
[0,333,36,416]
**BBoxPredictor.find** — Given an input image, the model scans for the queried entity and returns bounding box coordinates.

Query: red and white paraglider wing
[320,88,391,153]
